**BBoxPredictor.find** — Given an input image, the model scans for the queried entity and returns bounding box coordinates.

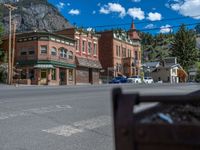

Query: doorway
[89,68,93,84]
[60,69,66,85]
[40,69,47,85]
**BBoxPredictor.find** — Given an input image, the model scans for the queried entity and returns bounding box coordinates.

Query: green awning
[34,64,54,69]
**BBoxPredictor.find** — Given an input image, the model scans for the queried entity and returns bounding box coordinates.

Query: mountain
[1,0,72,34]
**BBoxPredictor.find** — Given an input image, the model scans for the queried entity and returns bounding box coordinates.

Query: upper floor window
[94,44,97,55]
[88,42,92,54]
[20,51,27,56]
[40,45,47,54]
[82,41,86,52]
[76,39,79,51]
[122,48,126,58]
[29,51,35,55]
[135,51,138,60]
[68,51,73,59]
[116,45,118,57]
[60,48,67,58]
[118,46,121,57]
[128,49,131,57]
[51,47,57,56]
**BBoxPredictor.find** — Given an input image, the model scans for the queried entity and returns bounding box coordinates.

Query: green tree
[0,5,4,62]
[195,24,200,34]
[171,24,198,71]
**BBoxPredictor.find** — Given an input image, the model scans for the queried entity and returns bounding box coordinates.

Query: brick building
[56,28,102,85]
[98,22,141,81]
[2,31,76,85]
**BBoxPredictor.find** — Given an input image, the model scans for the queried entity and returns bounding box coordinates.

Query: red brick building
[56,28,102,85]
[2,31,76,85]
[98,22,141,81]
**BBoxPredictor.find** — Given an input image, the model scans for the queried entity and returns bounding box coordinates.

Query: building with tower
[98,21,141,81]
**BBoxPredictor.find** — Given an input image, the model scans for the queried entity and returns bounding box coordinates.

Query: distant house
[143,57,188,83]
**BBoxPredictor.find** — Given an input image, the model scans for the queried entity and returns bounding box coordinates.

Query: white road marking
[43,125,83,137]
[0,105,72,120]
[43,115,111,137]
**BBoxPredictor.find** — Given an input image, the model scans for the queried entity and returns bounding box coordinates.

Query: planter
[112,88,200,150]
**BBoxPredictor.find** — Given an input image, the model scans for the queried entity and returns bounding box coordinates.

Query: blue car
[109,76,127,84]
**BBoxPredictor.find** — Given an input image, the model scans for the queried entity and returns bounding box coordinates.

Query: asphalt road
[0,83,199,150]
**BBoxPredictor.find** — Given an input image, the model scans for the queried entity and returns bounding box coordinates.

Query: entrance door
[40,69,47,85]
[60,69,66,85]
[89,68,93,84]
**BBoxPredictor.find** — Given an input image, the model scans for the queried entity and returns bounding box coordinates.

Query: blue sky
[48,0,200,34]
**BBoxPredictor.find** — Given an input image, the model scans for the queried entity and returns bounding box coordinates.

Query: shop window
[40,45,47,54]
[29,69,34,80]
[69,69,73,81]
[21,69,26,79]
[51,47,57,56]
[51,69,56,80]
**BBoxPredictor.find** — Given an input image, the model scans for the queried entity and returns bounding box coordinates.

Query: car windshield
[0,0,200,150]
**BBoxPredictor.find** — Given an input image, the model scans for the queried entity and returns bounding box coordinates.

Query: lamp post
[4,4,17,85]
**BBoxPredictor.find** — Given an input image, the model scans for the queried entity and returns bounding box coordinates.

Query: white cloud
[168,0,200,19]
[56,2,65,10]
[127,8,145,20]
[132,0,141,2]
[99,3,126,18]
[68,9,80,15]
[147,12,162,21]
[97,3,101,6]
[145,24,155,29]
[67,3,70,6]
[160,24,173,33]
[92,10,96,14]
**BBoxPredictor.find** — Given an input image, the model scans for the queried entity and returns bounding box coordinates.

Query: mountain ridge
[1,0,72,35]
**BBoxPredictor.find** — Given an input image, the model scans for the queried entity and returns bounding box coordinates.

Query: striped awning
[34,64,54,69]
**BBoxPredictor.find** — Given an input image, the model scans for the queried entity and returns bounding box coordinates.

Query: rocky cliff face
[1,0,72,34]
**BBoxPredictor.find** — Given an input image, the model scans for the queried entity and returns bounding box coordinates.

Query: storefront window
[21,69,26,79]
[51,69,56,80]
[29,69,34,80]
[69,69,73,81]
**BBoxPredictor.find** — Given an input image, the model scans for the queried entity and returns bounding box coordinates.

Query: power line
[84,14,200,29]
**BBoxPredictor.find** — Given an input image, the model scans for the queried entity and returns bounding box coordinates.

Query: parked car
[143,77,154,84]
[109,76,127,84]
[127,75,142,83]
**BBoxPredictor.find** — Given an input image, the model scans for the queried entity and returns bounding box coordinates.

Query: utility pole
[4,4,17,85]
[11,21,16,85]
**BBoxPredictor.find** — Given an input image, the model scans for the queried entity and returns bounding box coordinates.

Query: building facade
[14,31,76,85]
[98,22,141,81]
[144,57,188,83]
[56,28,102,85]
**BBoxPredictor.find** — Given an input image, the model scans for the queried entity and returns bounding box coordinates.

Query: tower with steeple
[128,20,140,41]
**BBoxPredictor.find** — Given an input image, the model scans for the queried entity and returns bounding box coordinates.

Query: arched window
[68,51,73,59]
[51,47,57,56]
[59,48,67,58]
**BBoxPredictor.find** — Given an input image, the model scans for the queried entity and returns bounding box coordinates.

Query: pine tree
[171,24,198,71]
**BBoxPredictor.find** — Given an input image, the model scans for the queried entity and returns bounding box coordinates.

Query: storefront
[16,60,76,85]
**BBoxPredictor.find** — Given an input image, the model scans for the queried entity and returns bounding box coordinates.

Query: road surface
[0,83,199,150]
